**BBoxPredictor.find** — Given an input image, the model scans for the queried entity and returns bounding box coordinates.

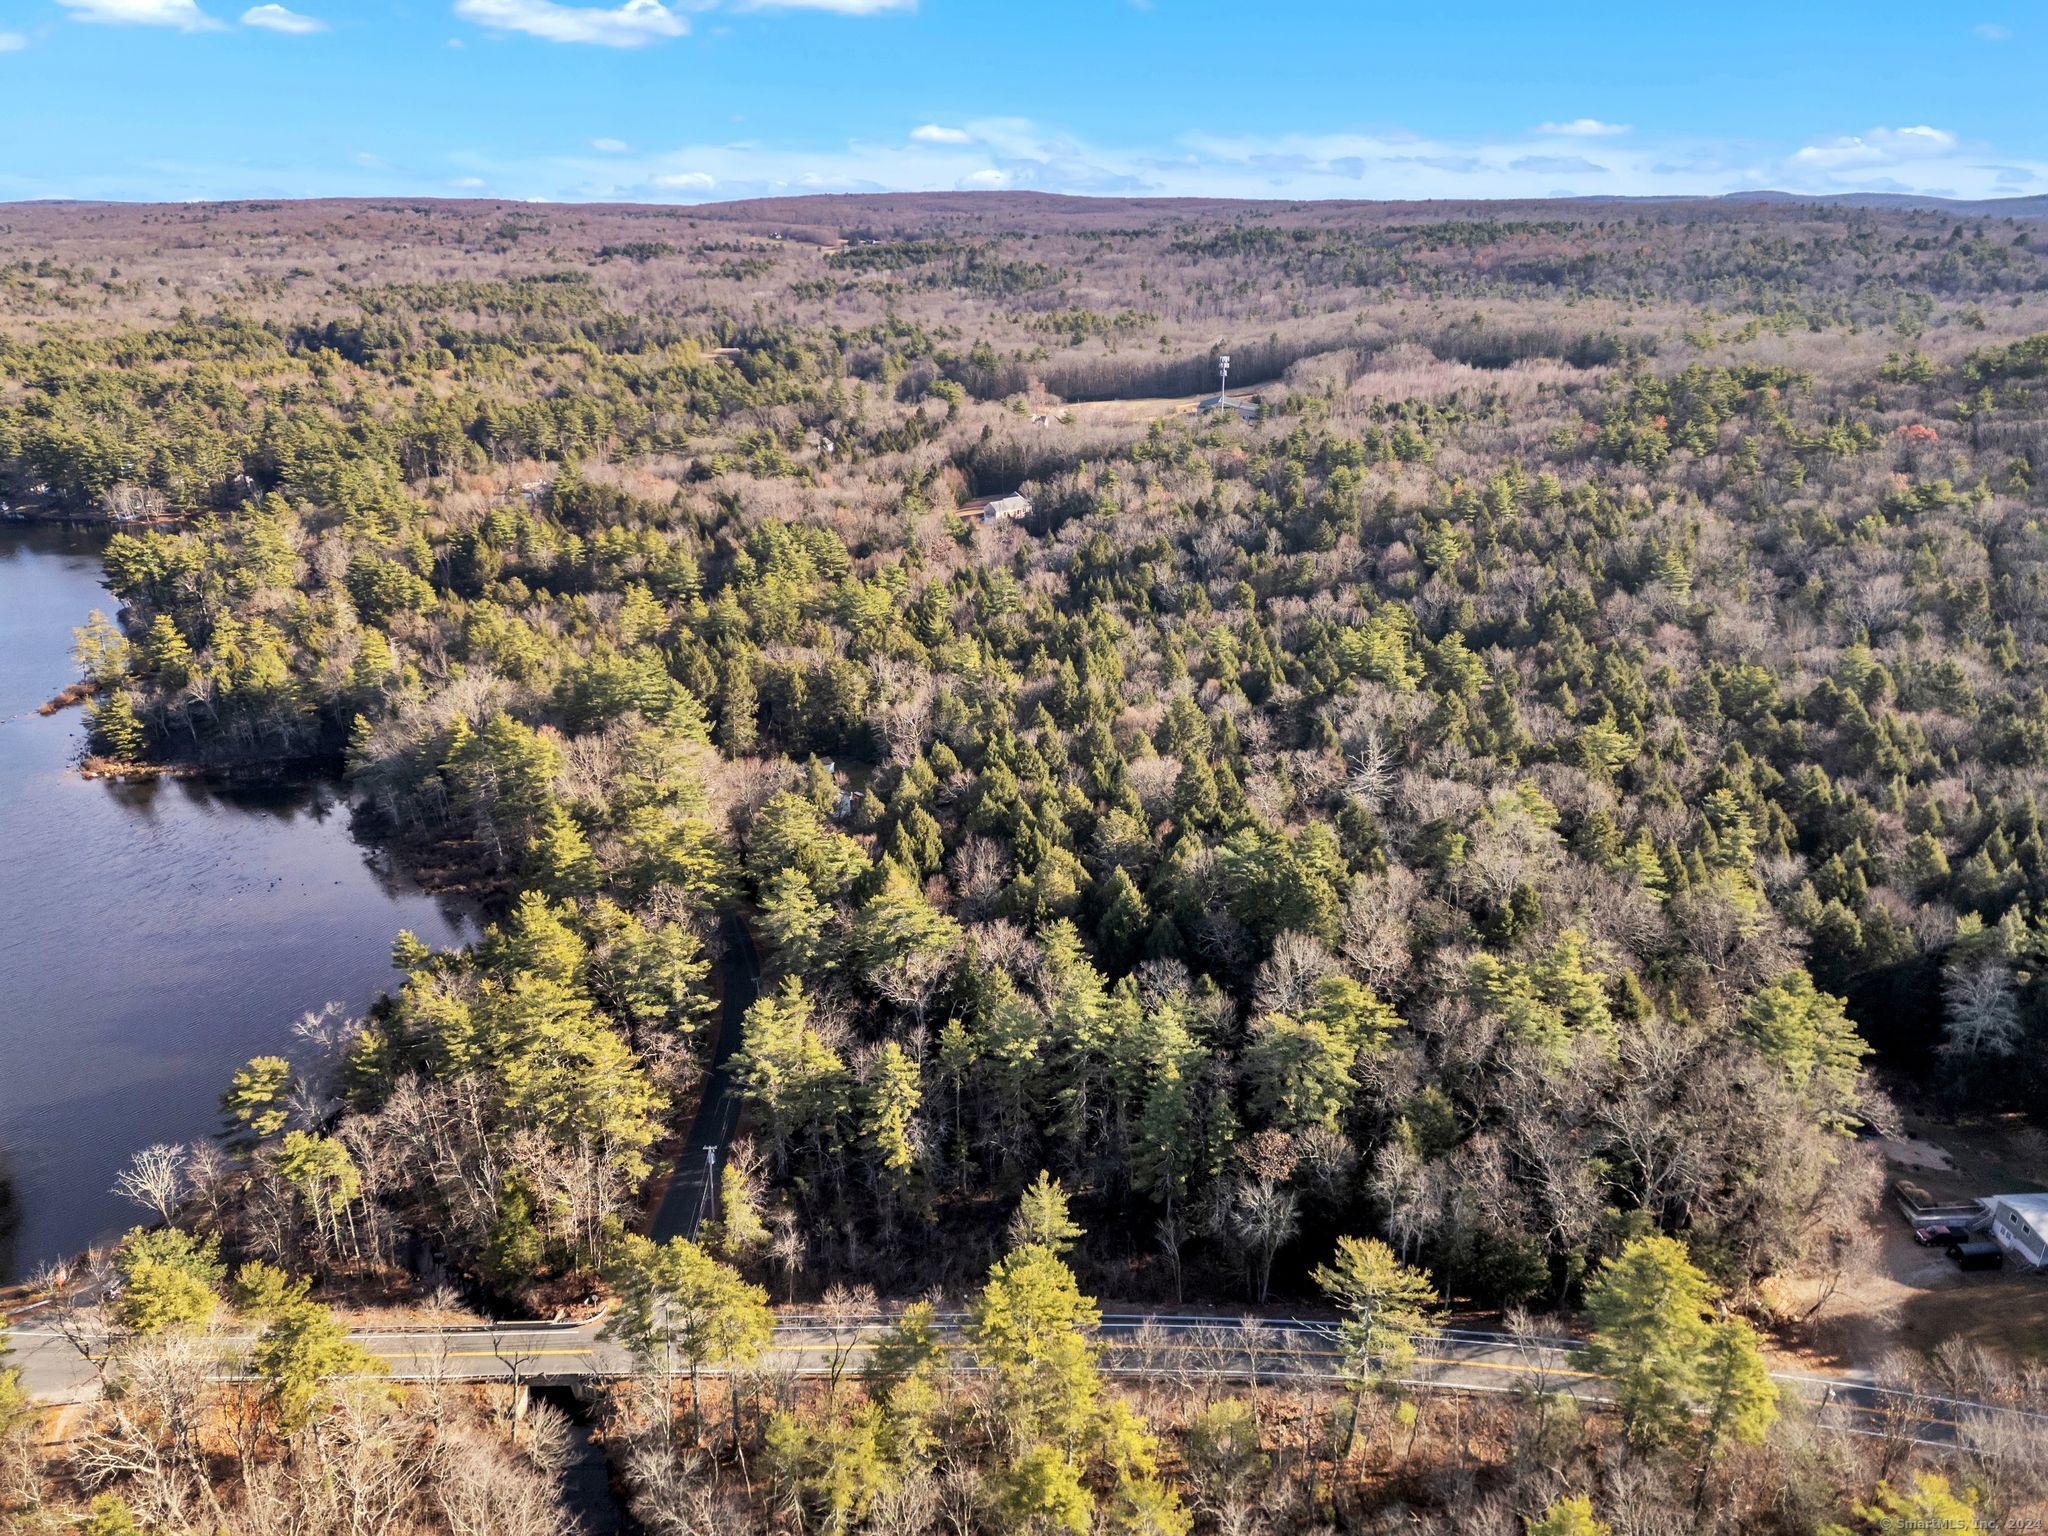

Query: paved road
[650,913,759,1242]
[7,1307,2040,1451]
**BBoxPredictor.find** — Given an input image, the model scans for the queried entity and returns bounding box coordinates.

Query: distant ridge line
[1,189,2042,223]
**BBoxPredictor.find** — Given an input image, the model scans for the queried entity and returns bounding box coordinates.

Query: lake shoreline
[0,523,479,1280]
[2,506,187,532]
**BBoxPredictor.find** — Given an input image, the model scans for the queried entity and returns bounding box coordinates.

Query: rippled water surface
[0,523,473,1280]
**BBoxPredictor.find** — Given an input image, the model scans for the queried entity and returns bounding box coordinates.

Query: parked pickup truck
[1912,1218,1983,1245]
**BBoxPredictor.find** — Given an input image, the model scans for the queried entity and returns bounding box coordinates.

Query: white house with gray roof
[1986,1193,2048,1269]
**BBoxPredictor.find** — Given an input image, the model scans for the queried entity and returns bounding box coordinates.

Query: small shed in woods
[961,493,1032,526]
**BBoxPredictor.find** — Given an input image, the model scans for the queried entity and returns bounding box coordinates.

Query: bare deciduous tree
[1337,867,1418,996]
[111,1143,189,1227]
[1942,954,2023,1063]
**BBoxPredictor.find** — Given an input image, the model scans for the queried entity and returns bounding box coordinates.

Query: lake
[0,523,474,1282]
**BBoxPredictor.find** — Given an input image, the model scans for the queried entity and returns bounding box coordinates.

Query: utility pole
[693,1144,718,1235]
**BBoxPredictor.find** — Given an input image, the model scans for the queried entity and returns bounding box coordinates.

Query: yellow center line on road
[327,1346,1899,1426]
[375,1348,601,1361]
[1425,1368,1597,1392]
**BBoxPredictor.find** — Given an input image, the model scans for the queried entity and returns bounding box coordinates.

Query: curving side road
[7,1308,2042,1452]
[649,912,760,1243]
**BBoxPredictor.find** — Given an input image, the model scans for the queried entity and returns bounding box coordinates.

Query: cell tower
[1217,352,1231,404]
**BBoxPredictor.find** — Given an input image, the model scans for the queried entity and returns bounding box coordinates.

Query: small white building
[1199,393,1260,421]
[962,493,1032,527]
[1986,1194,2048,1269]
[986,493,1031,520]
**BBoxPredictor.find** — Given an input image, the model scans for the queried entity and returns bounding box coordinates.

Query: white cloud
[1754,123,2046,199]
[1975,22,2011,40]
[591,137,631,152]
[1790,124,1959,172]
[452,176,487,188]
[58,0,224,29]
[1511,153,1605,175]
[241,4,326,32]
[910,124,971,144]
[0,30,27,51]
[739,0,913,10]
[450,0,912,49]
[1536,118,1631,137]
[17,105,2043,206]
[453,0,688,47]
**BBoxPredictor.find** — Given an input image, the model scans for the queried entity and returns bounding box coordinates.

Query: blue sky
[0,0,2042,204]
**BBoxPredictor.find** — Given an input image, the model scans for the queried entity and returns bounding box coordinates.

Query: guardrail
[17,1305,2048,1451]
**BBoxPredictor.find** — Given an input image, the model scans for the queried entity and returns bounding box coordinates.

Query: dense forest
[5,191,2048,1534]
